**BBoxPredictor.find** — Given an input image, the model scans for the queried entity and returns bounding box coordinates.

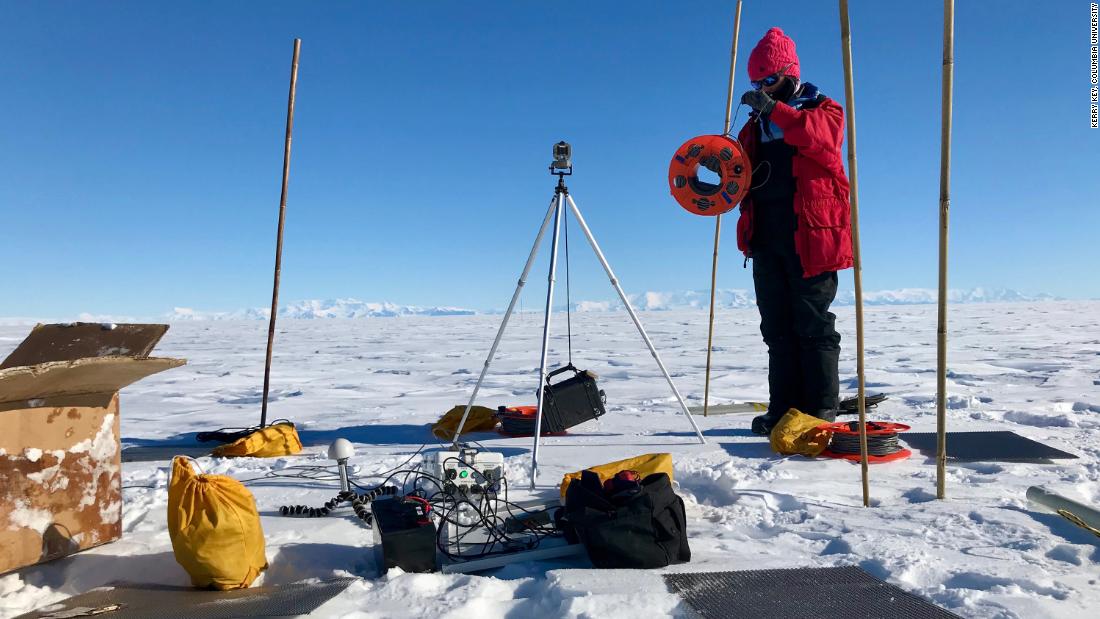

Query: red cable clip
[404,495,432,524]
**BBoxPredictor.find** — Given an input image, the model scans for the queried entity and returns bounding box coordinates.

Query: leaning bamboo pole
[261,38,301,427]
[703,0,743,417]
[936,0,955,499]
[838,0,871,507]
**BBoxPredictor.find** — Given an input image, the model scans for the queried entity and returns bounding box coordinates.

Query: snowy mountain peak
[570,287,1060,312]
[168,299,476,321]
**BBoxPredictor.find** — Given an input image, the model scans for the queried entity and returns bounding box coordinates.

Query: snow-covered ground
[2,301,1099,618]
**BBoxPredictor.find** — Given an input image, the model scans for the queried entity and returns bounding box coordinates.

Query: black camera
[550,141,572,174]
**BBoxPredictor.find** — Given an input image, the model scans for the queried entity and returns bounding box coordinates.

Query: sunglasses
[751,63,794,90]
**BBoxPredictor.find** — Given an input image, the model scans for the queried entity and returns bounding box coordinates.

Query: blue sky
[1,1,1096,317]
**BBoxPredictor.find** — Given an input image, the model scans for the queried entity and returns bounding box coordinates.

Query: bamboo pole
[722,0,744,135]
[260,39,301,427]
[703,0,743,417]
[838,1,870,507]
[936,0,955,499]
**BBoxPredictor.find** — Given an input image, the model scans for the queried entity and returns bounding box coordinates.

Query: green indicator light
[459,470,469,479]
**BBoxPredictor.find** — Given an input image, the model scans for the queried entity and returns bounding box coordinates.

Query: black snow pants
[751,235,841,417]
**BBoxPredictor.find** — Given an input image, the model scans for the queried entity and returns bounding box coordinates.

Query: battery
[371,496,437,573]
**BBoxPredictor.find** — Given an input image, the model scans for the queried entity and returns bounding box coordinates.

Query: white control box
[423,448,504,495]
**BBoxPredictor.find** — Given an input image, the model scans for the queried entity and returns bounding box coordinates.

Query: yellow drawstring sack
[167,457,268,590]
[769,409,833,457]
[431,405,499,440]
[560,453,674,503]
[211,422,303,458]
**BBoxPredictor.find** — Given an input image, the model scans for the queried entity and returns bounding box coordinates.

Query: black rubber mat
[16,577,355,619]
[665,566,960,619]
[121,445,212,462]
[903,431,1078,462]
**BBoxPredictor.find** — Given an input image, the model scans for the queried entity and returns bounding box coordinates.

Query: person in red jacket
[735,28,854,435]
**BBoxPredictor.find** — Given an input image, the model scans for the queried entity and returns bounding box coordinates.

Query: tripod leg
[451,195,559,444]
[530,192,565,489]
[565,195,707,444]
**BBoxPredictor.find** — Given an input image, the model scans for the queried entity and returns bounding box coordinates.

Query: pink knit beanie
[748,27,801,81]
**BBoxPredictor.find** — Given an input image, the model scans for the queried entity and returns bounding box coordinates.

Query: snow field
[1,301,1099,618]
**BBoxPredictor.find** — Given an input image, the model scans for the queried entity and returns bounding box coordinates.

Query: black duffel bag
[560,469,690,569]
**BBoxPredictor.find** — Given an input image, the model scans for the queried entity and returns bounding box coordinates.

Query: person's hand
[741,90,776,115]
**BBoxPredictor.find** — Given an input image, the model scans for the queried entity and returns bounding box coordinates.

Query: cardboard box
[0,323,185,575]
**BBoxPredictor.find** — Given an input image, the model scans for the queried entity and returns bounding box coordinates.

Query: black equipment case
[539,364,607,433]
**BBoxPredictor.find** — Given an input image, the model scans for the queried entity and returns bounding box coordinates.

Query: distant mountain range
[598,286,1062,312]
[162,287,1059,321]
[0,288,1064,325]
[168,298,477,321]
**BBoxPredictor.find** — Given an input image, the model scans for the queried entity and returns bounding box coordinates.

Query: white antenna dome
[328,438,354,461]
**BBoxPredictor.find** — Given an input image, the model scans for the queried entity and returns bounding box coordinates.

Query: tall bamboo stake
[260,39,301,427]
[838,1,870,507]
[703,0,743,417]
[936,0,955,499]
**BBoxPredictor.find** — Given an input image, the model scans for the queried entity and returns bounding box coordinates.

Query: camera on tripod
[550,140,572,175]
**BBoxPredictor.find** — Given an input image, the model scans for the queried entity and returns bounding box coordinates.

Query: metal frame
[452,180,707,489]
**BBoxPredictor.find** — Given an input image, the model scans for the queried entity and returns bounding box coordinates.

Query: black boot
[810,408,837,423]
[751,410,787,436]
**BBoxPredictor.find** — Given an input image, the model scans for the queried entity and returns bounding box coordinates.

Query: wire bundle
[424,473,562,561]
[828,431,901,457]
[279,485,398,523]
[196,418,294,444]
[251,443,563,562]
[823,420,910,461]
[498,412,542,437]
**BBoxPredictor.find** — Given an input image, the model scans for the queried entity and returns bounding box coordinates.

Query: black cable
[499,413,541,436]
[279,485,398,523]
[828,431,901,457]
[428,471,562,562]
[243,446,562,561]
[433,492,539,560]
[238,464,345,486]
[726,103,745,137]
[355,444,429,485]
[196,418,294,444]
[239,443,428,488]
[837,393,888,414]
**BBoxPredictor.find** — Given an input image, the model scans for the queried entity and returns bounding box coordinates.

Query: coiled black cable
[827,422,902,457]
[498,414,539,436]
[279,485,397,524]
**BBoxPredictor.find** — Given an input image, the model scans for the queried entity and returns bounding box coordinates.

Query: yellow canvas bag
[211,422,303,458]
[167,457,268,590]
[769,409,833,457]
[431,405,499,440]
[560,453,674,502]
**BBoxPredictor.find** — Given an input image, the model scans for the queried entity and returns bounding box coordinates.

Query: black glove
[741,90,776,116]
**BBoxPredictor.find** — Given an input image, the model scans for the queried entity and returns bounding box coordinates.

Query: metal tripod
[451,172,707,490]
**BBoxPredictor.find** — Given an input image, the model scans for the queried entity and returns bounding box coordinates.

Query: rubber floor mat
[16,577,355,619]
[121,445,212,462]
[903,431,1078,462]
[664,566,959,619]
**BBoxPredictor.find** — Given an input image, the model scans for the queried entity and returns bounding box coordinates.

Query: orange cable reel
[668,134,751,216]
[817,421,913,464]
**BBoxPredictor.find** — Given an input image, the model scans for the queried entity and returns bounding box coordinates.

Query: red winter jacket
[735,96,853,278]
